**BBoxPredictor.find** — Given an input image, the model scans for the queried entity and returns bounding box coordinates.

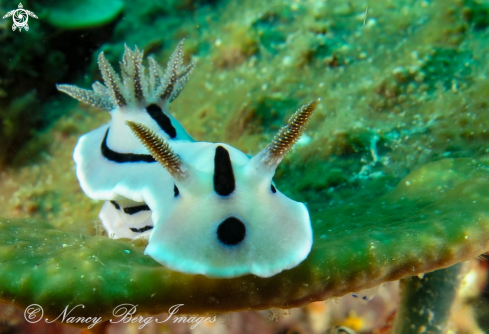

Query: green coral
[1,158,489,322]
[43,0,124,29]
[393,263,463,334]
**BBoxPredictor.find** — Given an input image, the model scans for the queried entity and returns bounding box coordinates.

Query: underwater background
[2,0,489,332]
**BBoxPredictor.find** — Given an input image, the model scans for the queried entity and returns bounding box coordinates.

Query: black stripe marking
[101,129,156,163]
[213,146,235,196]
[129,225,153,233]
[110,201,121,210]
[123,204,151,215]
[146,104,177,139]
[271,184,277,193]
[174,184,179,197]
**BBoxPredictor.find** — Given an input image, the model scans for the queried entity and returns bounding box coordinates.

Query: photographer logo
[2,3,38,32]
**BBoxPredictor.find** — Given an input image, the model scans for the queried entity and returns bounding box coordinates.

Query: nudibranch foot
[99,200,153,239]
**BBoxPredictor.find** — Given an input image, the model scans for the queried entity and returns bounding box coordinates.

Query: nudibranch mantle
[57,40,317,278]
[140,139,312,278]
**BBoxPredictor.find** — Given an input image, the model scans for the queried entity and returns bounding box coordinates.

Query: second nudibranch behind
[57,40,318,278]
[58,41,195,238]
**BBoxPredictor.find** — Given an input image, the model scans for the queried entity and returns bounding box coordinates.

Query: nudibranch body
[58,40,317,278]
[58,41,194,204]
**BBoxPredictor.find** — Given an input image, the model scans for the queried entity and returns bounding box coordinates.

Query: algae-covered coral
[1,158,489,317]
[2,0,489,332]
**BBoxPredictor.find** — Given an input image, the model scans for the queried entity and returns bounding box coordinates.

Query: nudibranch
[57,40,318,278]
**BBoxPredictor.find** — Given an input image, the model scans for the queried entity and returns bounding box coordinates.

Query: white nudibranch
[57,40,318,278]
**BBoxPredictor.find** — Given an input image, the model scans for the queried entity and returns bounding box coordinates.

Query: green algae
[1,157,489,321]
[420,47,473,92]
[462,0,489,31]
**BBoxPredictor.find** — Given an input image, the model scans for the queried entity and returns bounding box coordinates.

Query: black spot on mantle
[217,217,246,246]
